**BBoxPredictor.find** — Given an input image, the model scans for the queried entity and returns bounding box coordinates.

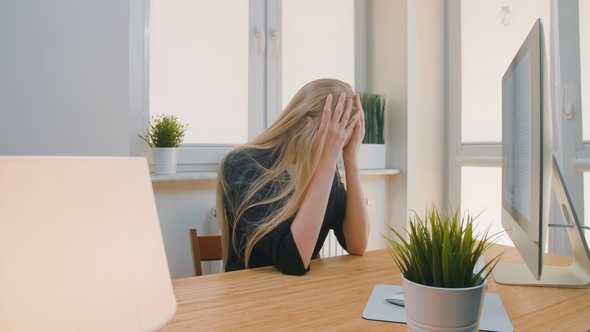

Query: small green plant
[360,93,385,144]
[384,204,504,288]
[138,114,188,148]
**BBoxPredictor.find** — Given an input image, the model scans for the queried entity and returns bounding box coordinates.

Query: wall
[0,0,132,156]
[153,180,220,278]
[365,0,446,231]
[365,0,409,235]
[406,0,446,215]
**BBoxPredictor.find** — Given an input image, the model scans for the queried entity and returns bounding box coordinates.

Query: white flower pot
[402,274,486,332]
[358,144,386,169]
[152,147,179,175]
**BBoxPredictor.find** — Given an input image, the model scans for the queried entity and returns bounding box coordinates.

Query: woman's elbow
[279,266,309,276]
[343,229,370,256]
[274,260,310,276]
[346,242,368,256]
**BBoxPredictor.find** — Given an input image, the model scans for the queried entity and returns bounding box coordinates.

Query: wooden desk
[160,245,590,331]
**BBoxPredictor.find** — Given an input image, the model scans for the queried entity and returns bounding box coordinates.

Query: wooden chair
[190,229,222,276]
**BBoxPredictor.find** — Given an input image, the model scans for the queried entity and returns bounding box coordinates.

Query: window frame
[137,0,278,172]
[137,0,361,172]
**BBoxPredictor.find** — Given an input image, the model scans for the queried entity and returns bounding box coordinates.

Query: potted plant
[384,204,503,332]
[139,114,188,175]
[359,92,385,169]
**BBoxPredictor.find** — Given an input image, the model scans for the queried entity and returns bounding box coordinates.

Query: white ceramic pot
[358,144,386,169]
[402,274,486,332]
[152,147,179,175]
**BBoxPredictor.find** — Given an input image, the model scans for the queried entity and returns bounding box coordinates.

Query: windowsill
[150,168,401,183]
[151,171,218,182]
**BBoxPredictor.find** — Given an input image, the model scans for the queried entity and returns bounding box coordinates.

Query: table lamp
[0,157,177,331]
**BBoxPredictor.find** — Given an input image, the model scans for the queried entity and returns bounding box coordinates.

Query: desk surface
[160,245,590,331]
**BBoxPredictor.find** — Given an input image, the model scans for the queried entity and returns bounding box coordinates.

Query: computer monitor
[493,18,590,287]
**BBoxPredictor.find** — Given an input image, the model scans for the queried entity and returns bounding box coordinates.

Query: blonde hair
[216,78,358,268]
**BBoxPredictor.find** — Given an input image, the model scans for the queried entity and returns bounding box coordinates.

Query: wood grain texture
[160,245,590,331]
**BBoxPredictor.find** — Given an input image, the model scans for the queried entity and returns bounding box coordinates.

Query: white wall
[153,180,220,279]
[364,0,447,232]
[365,0,409,235]
[406,0,446,215]
[0,0,132,156]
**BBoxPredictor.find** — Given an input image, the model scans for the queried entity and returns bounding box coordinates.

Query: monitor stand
[493,156,590,288]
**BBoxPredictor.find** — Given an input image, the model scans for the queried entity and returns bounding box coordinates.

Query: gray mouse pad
[362,284,514,332]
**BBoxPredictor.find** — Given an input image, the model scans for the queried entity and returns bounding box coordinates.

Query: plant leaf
[382,203,504,288]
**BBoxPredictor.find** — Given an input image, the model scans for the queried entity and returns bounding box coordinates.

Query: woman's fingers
[331,92,354,127]
[341,98,354,128]
[341,95,364,165]
[321,92,360,146]
[331,92,346,124]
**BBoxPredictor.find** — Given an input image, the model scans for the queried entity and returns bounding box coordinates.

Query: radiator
[320,229,345,258]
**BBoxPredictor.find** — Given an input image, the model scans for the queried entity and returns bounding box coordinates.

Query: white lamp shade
[0,157,177,332]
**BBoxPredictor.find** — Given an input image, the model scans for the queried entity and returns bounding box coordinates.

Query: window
[578,2,590,233]
[451,1,559,248]
[580,1,590,141]
[144,0,355,172]
[453,1,590,253]
[282,0,355,110]
[458,0,550,245]
[149,0,249,145]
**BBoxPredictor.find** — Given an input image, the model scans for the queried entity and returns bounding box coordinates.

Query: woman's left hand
[341,94,370,256]
[342,94,365,166]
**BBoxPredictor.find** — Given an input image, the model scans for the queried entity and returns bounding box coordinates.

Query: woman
[216,78,370,275]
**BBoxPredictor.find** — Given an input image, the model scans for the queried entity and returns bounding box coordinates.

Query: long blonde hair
[216,78,358,268]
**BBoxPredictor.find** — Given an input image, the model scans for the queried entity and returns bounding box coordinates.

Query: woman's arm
[341,94,370,255]
[341,164,370,255]
[291,92,359,268]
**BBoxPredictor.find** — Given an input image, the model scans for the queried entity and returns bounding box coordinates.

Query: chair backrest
[190,229,222,276]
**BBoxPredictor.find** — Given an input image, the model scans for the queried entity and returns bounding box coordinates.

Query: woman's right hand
[316,92,358,167]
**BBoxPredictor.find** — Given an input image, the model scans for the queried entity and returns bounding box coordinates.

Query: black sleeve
[260,219,309,276]
[330,171,349,252]
[261,171,350,275]
[222,151,308,276]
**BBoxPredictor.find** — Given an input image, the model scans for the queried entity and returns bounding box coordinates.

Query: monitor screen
[500,18,549,280]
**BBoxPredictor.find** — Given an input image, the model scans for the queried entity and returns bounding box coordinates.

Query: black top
[220,149,348,275]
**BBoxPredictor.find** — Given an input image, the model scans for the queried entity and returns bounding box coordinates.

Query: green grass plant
[139,114,188,148]
[360,93,385,144]
[384,204,504,288]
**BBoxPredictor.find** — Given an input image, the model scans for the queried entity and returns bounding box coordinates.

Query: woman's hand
[291,92,359,269]
[342,94,365,168]
[317,92,359,167]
